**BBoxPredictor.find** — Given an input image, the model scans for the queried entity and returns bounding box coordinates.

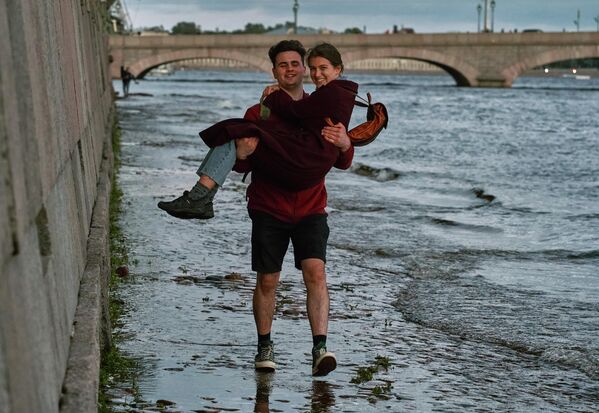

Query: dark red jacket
[233,95,355,223]
[200,79,358,191]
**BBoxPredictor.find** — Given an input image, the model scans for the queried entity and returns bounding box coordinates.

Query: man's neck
[281,85,305,101]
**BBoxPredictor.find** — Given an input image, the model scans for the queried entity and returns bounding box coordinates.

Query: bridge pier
[475,77,511,88]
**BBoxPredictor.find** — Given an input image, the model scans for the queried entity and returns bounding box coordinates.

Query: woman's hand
[235,137,259,160]
[322,121,351,152]
[261,84,280,100]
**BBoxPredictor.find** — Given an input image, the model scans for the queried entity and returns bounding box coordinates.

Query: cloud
[126,0,599,33]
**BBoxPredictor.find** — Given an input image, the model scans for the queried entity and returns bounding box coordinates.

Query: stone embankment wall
[0,1,113,412]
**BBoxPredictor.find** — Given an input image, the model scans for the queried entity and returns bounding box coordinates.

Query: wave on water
[145,78,265,85]
[512,85,599,92]
[167,93,212,99]
[351,162,401,181]
[356,81,455,89]
[394,269,599,379]
[216,99,241,110]
[566,250,599,259]
[426,216,503,233]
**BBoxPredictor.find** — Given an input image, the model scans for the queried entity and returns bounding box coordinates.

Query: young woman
[158,43,357,219]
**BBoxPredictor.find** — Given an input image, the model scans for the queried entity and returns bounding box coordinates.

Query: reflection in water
[310,380,335,413]
[254,372,273,413]
[253,374,336,413]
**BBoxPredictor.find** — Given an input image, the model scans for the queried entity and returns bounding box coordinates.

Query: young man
[158,40,352,375]
[234,40,354,376]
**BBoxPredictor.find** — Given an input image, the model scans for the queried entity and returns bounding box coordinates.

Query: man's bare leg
[301,259,329,336]
[253,272,281,334]
[253,272,280,371]
[302,258,336,376]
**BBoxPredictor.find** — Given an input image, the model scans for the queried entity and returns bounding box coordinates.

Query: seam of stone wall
[59,108,114,413]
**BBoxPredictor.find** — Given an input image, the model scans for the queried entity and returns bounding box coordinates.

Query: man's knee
[301,259,326,285]
[256,272,280,294]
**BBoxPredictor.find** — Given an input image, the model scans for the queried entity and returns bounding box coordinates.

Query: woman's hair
[307,43,344,72]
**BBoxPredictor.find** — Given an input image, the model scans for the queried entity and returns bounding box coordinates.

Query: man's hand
[236,137,259,160]
[322,121,351,152]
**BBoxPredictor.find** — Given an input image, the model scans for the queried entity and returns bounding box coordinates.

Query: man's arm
[322,121,354,169]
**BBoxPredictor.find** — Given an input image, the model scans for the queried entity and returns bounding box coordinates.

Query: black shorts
[249,210,329,273]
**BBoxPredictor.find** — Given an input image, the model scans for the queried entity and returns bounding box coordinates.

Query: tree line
[138,21,363,35]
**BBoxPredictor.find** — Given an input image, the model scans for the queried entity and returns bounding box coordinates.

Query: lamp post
[483,0,489,32]
[477,3,482,32]
[594,15,599,32]
[293,0,299,34]
[574,9,580,32]
[490,0,496,32]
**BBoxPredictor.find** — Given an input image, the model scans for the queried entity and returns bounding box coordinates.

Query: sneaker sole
[312,352,336,376]
[255,360,276,372]
[157,203,214,220]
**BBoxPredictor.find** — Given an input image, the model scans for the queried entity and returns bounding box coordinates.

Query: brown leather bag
[325,92,389,147]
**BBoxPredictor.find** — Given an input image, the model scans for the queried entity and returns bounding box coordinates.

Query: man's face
[272,51,305,90]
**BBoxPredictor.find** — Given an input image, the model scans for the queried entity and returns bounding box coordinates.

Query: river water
[110,71,599,412]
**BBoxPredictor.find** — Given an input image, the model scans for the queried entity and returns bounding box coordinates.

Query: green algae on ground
[98,119,142,413]
[350,355,392,385]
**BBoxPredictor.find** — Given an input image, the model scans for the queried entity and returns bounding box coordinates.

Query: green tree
[344,27,363,34]
[244,23,267,34]
[141,25,167,33]
[171,21,201,35]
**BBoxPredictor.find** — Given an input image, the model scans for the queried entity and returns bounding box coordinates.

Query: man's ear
[271,68,277,81]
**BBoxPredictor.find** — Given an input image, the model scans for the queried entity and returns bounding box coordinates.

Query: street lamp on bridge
[477,3,482,32]
[490,0,496,32]
[594,15,599,32]
[293,0,299,34]
[574,9,580,32]
[483,0,489,32]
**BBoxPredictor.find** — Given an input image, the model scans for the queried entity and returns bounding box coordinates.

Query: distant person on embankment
[120,65,133,97]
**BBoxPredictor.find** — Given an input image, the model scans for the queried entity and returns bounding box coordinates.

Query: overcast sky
[123,0,599,33]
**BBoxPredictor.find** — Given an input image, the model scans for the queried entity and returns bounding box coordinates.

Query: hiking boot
[312,342,336,377]
[255,341,276,372]
[157,187,216,220]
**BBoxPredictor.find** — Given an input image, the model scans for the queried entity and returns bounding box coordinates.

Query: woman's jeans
[196,140,237,187]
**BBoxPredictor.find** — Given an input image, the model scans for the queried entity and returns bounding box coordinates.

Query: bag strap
[335,83,373,108]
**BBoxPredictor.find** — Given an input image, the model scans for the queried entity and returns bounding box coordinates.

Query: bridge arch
[341,47,479,87]
[501,45,599,86]
[128,49,272,78]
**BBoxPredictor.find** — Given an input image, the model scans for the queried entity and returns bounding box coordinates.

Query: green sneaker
[255,341,276,372]
[312,342,336,376]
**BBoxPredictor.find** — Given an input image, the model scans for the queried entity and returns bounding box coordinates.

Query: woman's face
[309,56,342,88]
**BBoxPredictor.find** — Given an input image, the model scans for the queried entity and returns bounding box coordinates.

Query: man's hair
[307,43,344,72]
[268,40,306,67]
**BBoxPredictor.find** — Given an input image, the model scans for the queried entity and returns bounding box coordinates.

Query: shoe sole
[255,360,276,372]
[312,352,336,376]
[157,202,214,220]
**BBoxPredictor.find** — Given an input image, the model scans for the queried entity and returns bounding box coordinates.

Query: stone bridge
[108,32,599,88]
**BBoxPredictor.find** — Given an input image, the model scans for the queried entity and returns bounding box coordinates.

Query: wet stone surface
[107,72,599,412]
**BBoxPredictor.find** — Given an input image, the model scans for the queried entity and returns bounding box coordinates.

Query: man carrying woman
[158,40,355,376]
